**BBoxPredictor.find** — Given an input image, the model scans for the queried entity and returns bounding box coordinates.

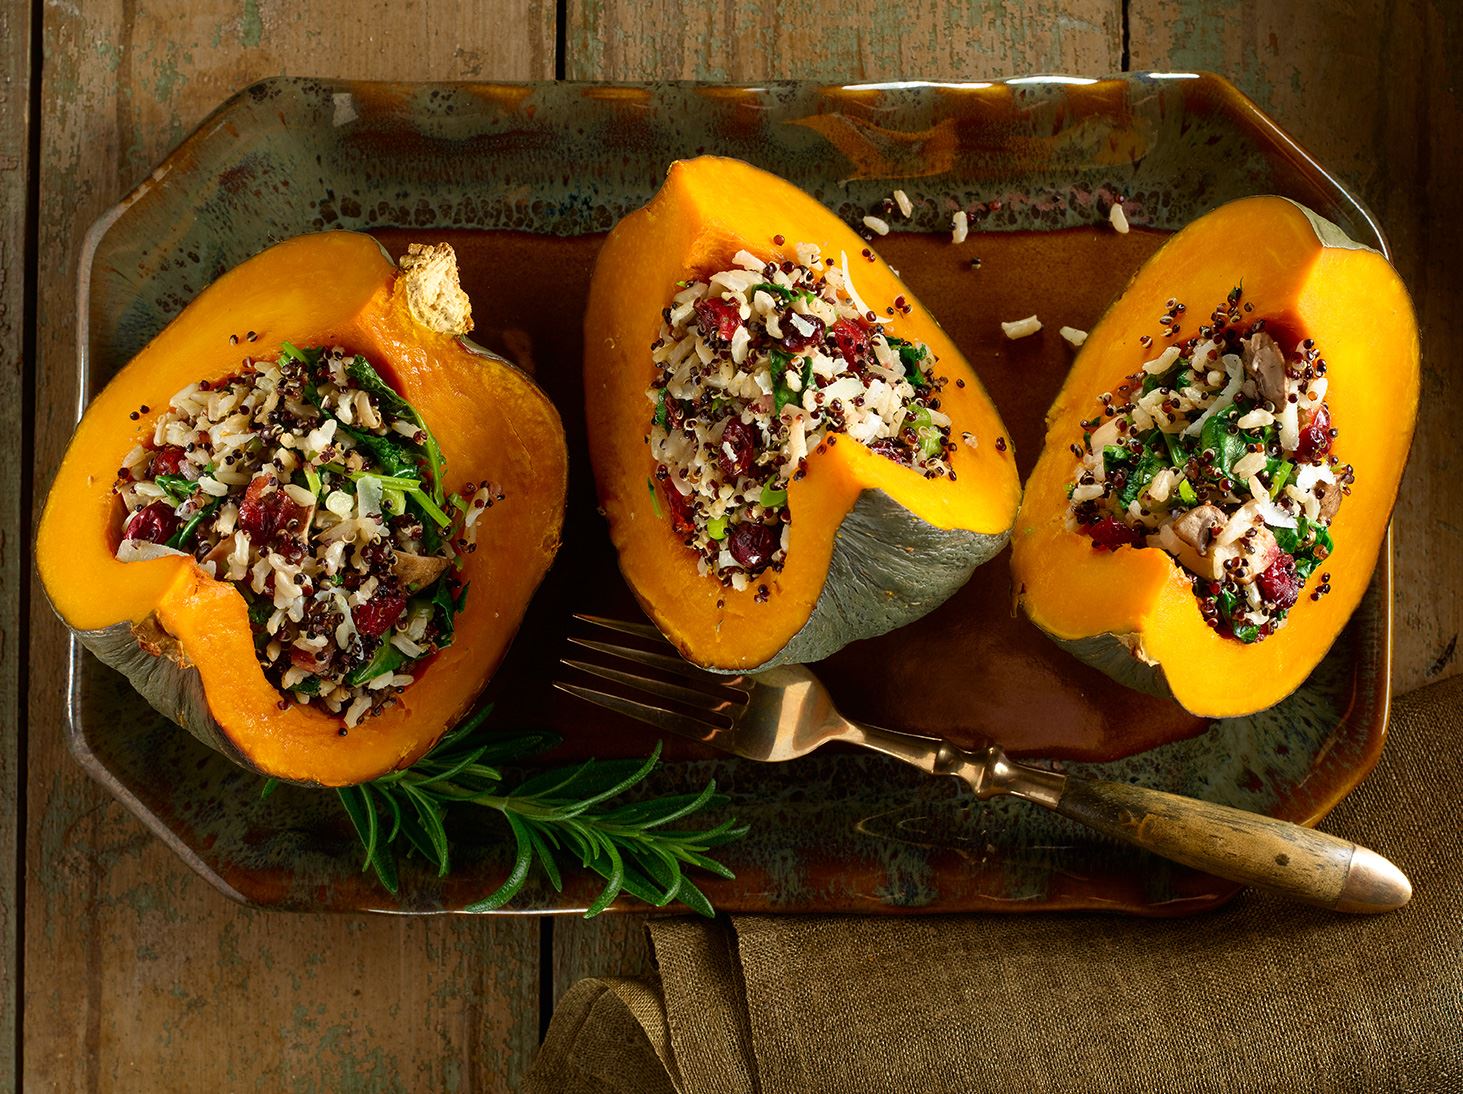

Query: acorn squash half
[1012,197,1419,716]
[38,232,567,786]
[584,156,1021,670]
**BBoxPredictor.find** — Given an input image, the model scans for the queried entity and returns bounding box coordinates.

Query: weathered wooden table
[4,2,1457,1088]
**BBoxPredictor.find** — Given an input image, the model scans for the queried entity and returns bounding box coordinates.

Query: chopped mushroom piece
[1241,331,1288,407]
[1170,504,1227,553]
[394,551,452,591]
[1163,504,1229,580]
[1316,480,1343,523]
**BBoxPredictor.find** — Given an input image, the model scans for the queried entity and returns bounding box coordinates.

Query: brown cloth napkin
[527,676,1463,1093]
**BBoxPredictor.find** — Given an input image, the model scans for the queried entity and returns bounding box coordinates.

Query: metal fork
[555,615,1411,914]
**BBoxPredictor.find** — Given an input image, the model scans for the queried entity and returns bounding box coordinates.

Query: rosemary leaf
[283,708,744,917]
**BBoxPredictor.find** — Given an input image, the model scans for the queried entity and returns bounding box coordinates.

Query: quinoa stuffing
[113,343,496,726]
[647,245,955,589]
[1065,285,1350,643]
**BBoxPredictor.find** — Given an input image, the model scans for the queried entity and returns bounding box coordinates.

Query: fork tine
[566,635,746,689]
[572,614,669,643]
[552,682,720,742]
[559,658,742,713]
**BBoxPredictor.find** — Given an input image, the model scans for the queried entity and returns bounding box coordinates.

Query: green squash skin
[1052,632,1175,702]
[698,488,1010,672]
[76,618,265,780]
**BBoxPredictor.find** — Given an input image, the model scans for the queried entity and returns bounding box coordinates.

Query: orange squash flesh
[38,231,567,785]
[585,157,1021,669]
[1012,197,1419,717]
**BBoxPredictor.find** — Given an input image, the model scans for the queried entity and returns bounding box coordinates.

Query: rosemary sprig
[261,705,747,918]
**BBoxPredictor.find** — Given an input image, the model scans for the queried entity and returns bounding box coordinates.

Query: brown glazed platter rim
[67,73,1393,917]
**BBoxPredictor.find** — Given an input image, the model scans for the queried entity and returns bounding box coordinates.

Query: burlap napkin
[527,676,1463,1093]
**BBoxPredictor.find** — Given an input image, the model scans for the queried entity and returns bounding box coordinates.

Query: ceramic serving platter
[71,74,1391,916]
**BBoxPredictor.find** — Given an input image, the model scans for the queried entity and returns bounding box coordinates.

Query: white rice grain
[951,210,969,244]
[1001,315,1042,340]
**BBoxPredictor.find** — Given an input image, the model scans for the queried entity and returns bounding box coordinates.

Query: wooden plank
[564,0,1123,81]
[26,3,552,1089]
[1128,0,1463,692]
[552,915,655,1005]
[0,0,30,1083]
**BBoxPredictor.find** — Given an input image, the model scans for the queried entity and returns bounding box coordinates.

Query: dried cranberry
[148,445,187,477]
[353,591,407,638]
[239,475,279,538]
[718,419,758,480]
[1294,405,1332,462]
[122,500,178,544]
[694,298,742,342]
[1083,516,1144,551]
[865,438,911,466]
[661,480,696,535]
[727,521,780,571]
[1256,550,1301,611]
[239,473,309,544]
[780,313,825,353]
[829,318,870,366]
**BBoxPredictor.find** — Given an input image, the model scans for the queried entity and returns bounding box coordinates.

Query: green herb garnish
[653,388,670,429]
[346,355,447,506]
[346,638,407,686]
[321,465,451,529]
[1161,429,1189,468]
[1268,460,1294,498]
[1117,452,1165,511]
[270,705,747,918]
[425,577,465,647]
[885,336,929,387]
[759,481,788,509]
[769,349,801,413]
[165,497,222,550]
[154,474,196,503]
[647,477,664,519]
[911,407,944,459]
[1199,404,1254,479]
[279,341,318,366]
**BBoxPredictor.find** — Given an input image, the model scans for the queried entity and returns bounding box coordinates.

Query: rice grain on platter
[1001,315,1042,339]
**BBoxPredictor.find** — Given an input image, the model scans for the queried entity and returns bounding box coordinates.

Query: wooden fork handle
[1050,777,1411,913]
